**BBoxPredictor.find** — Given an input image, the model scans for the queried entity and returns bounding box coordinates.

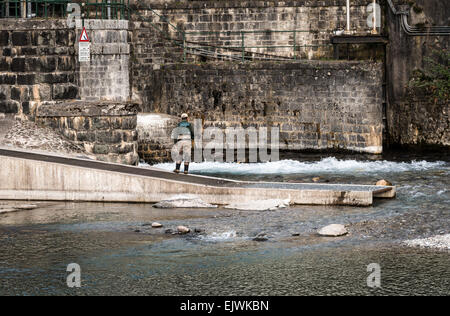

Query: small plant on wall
[409,49,450,103]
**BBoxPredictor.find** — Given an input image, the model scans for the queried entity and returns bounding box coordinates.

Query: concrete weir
[0,148,396,206]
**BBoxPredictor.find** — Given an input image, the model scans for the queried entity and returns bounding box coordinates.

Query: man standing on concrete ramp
[171,113,194,174]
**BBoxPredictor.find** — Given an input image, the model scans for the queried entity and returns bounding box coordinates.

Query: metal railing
[0,1,335,62]
[184,30,333,62]
[83,0,129,20]
[131,6,333,62]
[0,0,70,18]
[0,0,129,19]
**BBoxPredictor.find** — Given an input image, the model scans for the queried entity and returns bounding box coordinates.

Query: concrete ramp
[0,148,395,206]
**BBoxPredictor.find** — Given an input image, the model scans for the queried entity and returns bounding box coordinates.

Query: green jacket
[172,121,194,142]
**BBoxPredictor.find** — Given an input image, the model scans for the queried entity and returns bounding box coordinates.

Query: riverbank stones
[318,224,348,237]
[152,222,163,228]
[376,179,393,186]
[253,233,269,242]
[177,226,190,234]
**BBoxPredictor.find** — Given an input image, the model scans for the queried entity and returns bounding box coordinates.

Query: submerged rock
[376,179,393,186]
[253,233,269,242]
[0,204,38,214]
[15,204,38,210]
[153,195,217,209]
[318,224,348,237]
[177,226,191,234]
[0,208,18,214]
[225,199,291,211]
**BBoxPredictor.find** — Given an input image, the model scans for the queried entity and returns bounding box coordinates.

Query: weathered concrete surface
[225,199,290,211]
[0,148,396,206]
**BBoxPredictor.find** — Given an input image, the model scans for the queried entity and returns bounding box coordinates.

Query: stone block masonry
[76,19,130,102]
[386,0,450,150]
[0,19,137,165]
[35,101,139,165]
[0,19,78,116]
[145,61,384,155]
[388,96,449,148]
[130,0,386,109]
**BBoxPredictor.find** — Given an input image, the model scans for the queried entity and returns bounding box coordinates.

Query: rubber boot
[184,163,190,175]
[174,163,181,174]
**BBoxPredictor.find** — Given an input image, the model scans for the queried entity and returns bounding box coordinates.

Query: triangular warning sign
[79,27,90,42]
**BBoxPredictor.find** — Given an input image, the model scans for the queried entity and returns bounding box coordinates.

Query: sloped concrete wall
[0,153,377,206]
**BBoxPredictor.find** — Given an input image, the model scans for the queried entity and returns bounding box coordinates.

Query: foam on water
[197,231,240,242]
[151,158,448,175]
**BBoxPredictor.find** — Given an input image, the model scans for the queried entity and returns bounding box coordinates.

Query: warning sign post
[78,27,91,63]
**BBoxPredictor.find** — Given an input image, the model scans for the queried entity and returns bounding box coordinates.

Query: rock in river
[253,233,269,242]
[153,195,217,209]
[15,204,38,210]
[152,222,163,228]
[376,179,393,186]
[318,224,348,237]
[0,208,18,214]
[177,226,191,234]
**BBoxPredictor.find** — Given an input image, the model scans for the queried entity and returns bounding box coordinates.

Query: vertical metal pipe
[293,30,297,60]
[241,32,245,63]
[27,1,31,18]
[183,32,186,62]
[346,0,350,34]
[372,0,378,34]
[107,0,111,19]
[21,0,26,18]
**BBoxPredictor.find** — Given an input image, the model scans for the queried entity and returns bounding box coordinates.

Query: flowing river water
[0,152,449,295]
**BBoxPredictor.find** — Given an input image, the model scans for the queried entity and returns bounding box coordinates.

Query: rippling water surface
[0,153,449,295]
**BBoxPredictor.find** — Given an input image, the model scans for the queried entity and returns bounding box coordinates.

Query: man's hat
[181,113,188,119]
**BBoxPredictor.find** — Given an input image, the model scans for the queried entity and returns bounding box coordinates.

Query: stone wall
[77,19,130,102]
[129,0,386,108]
[0,19,78,117]
[131,0,381,61]
[144,61,383,156]
[0,18,139,164]
[35,101,139,165]
[386,0,450,149]
[387,95,449,148]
